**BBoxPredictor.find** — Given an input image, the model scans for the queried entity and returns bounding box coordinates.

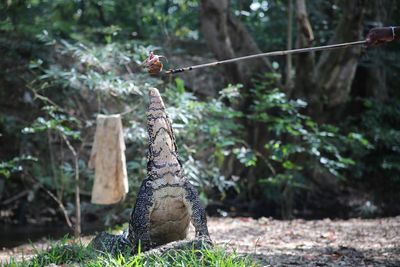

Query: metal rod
[165,40,367,75]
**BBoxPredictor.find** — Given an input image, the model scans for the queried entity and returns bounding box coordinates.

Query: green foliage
[232,0,287,51]
[3,238,257,267]
[229,1,337,54]
[244,74,366,207]
[19,38,159,208]
[16,33,369,216]
[0,155,37,178]
[19,99,83,202]
[30,39,159,96]
[234,147,257,167]
[22,105,81,140]
[345,99,400,202]
[0,0,200,43]
[1,0,399,220]
[164,82,243,199]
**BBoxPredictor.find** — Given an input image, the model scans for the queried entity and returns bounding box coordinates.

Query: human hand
[366,27,395,47]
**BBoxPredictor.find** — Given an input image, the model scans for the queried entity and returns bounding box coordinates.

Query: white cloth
[89,114,128,204]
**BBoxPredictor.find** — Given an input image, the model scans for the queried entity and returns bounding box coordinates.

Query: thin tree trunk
[47,130,60,199]
[62,135,81,237]
[74,155,81,237]
[285,0,294,92]
[293,0,315,101]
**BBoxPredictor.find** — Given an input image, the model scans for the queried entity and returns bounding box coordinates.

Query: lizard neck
[146,88,182,181]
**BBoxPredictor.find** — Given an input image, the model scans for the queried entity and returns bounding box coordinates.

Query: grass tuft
[4,237,259,267]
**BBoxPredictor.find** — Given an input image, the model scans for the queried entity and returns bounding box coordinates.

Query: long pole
[165,40,367,75]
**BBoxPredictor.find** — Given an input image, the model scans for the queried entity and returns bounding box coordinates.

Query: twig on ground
[29,176,73,229]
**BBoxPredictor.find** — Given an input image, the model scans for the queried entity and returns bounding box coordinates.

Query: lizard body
[90,88,211,255]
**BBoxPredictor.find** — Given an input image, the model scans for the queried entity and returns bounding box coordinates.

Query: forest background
[0,0,399,243]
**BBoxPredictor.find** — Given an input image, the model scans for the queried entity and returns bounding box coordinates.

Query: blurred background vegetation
[0,0,399,244]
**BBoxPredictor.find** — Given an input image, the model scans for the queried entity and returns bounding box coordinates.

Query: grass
[3,237,259,267]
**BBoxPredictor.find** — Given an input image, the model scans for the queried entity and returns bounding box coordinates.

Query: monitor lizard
[89,88,211,255]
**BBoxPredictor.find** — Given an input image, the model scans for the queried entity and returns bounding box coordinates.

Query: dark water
[0,223,104,248]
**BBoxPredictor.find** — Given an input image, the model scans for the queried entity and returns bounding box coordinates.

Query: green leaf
[175,77,185,94]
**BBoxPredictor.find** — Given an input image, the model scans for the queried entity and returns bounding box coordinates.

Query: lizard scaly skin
[89,88,211,255]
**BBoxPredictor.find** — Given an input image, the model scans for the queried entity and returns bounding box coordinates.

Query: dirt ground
[1,216,399,266]
[208,217,400,266]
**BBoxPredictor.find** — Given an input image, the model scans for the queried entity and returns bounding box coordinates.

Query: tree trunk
[291,0,367,122]
[199,0,273,86]
[293,0,316,102]
[294,0,391,122]
[314,1,365,113]
[285,0,294,91]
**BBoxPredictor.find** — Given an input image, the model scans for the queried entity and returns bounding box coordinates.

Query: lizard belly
[149,186,190,246]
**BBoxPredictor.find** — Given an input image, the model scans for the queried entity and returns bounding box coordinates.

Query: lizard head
[148,87,166,108]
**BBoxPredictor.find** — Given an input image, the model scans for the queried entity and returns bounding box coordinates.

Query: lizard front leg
[182,179,211,242]
[128,179,155,253]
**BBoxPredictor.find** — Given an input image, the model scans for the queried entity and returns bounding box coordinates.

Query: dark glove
[366,27,395,47]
